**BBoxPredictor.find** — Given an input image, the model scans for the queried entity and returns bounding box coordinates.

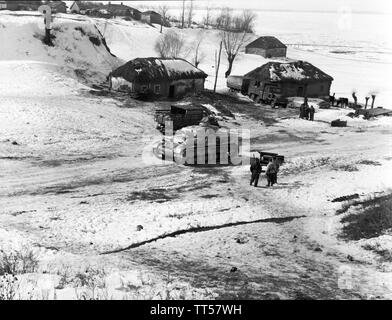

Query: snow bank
[0,12,121,82]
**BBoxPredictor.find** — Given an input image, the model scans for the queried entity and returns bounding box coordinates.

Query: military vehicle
[154,104,207,132]
[227,75,251,95]
[226,76,288,107]
[248,84,289,107]
[250,151,285,172]
[153,126,240,166]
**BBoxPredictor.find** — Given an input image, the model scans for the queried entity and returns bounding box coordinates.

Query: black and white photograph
[0,0,391,305]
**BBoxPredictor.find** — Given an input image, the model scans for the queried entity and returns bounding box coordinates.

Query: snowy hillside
[1,11,392,300]
[0,11,121,84]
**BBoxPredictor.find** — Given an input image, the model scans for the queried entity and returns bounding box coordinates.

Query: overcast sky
[78,0,392,14]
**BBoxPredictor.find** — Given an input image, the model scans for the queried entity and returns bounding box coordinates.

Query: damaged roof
[111,57,208,83]
[246,36,287,49]
[245,60,333,82]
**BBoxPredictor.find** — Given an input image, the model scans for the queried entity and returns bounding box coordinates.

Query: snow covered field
[0,11,392,299]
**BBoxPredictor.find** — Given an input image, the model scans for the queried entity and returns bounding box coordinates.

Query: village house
[47,1,67,14]
[0,1,42,11]
[245,36,287,58]
[84,8,112,19]
[70,1,101,14]
[141,10,162,25]
[109,57,207,99]
[245,60,333,99]
[106,2,141,20]
[0,1,18,10]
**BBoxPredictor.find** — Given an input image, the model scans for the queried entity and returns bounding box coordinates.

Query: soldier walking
[309,105,315,121]
[250,156,262,187]
[272,157,280,184]
[300,97,309,120]
[265,158,276,187]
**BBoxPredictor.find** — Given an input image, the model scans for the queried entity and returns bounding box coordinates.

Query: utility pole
[214,41,222,93]
[38,4,52,45]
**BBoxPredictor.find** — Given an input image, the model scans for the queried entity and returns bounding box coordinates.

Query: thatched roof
[111,58,208,83]
[106,3,139,15]
[72,1,101,11]
[245,61,333,83]
[246,36,287,50]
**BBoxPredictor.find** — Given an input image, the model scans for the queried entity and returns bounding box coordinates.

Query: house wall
[1,1,23,10]
[52,5,67,13]
[150,13,162,24]
[140,14,150,23]
[265,48,286,58]
[110,77,204,98]
[281,80,332,97]
[141,13,161,24]
[245,47,266,57]
[70,3,79,13]
[247,79,331,98]
[245,47,286,58]
[306,80,331,97]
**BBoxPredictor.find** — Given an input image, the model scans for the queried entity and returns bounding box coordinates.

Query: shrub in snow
[0,248,39,276]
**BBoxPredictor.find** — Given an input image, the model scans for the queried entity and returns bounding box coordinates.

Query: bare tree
[193,31,206,67]
[187,0,194,28]
[155,31,185,58]
[221,30,249,77]
[215,7,233,30]
[219,9,252,77]
[241,9,257,33]
[203,4,212,28]
[158,5,169,33]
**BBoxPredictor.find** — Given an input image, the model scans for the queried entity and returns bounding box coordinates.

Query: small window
[141,85,148,92]
[154,85,160,94]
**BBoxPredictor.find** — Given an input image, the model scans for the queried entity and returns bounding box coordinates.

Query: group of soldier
[299,97,315,121]
[250,157,280,188]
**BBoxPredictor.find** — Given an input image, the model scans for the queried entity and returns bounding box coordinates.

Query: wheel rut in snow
[100,215,306,254]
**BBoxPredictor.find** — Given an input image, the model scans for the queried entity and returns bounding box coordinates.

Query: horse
[336,97,349,108]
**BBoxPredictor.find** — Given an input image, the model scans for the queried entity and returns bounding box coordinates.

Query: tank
[153,125,240,166]
[154,104,207,132]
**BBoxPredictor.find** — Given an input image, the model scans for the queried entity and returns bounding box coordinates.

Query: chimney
[365,96,369,109]
[371,95,376,109]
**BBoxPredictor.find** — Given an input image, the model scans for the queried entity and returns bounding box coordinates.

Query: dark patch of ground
[126,189,175,203]
[332,193,360,203]
[36,154,118,167]
[357,160,382,166]
[339,194,392,241]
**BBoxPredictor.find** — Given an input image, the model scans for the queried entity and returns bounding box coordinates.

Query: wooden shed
[245,36,287,58]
